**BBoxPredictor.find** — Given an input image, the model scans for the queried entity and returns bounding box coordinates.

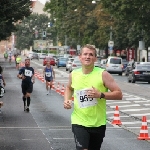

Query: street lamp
[92,0,100,4]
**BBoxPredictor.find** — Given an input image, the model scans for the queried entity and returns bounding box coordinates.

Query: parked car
[124,61,140,76]
[32,53,39,60]
[43,57,55,66]
[27,52,33,59]
[94,59,101,67]
[100,59,106,68]
[66,58,74,71]
[104,56,123,75]
[69,57,82,73]
[57,57,68,68]
[127,64,150,83]
[39,53,47,59]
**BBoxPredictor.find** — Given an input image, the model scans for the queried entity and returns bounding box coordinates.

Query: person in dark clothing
[142,57,145,62]
[0,66,6,107]
[17,58,35,112]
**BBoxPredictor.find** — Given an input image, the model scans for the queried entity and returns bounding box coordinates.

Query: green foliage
[15,13,51,50]
[0,0,32,40]
[43,0,150,50]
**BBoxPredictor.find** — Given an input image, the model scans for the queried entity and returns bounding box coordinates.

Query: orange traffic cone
[41,78,45,83]
[138,116,150,140]
[61,85,65,96]
[111,106,122,125]
[56,82,60,93]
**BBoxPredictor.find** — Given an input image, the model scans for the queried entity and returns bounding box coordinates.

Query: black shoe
[24,106,26,111]
[26,107,30,112]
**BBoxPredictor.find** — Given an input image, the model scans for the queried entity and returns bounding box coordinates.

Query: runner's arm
[17,68,23,79]
[64,73,74,100]
[52,67,55,79]
[2,76,6,86]
[102,71,122,100]
[43,67,46,77]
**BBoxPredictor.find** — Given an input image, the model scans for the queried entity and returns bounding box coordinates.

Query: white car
[100,59,106,68]
[104,56,123,75]
[27,52,34,59]
[66,58,74,71]
[39,53,47,59]
[69,57,82,73]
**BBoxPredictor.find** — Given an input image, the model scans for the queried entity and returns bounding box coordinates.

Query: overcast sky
[38,0,47,5]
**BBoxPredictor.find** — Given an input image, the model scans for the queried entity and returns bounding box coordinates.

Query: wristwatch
[100,93,105,99]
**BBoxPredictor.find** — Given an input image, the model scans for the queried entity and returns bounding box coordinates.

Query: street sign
[43,31,46,37]
[77,45,81,50]
[108,40,114,47]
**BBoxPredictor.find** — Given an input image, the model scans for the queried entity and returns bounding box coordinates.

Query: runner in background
[43,60,55,95]
[8,52,12,65]
[0,66,6,109]
[4,52,8,61]
[17,58,35,112]
[16,55,22,70]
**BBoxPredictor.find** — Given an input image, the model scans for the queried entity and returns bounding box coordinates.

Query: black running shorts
[45,77,53,82]
[21,82,33,95]
[72,124,106,150]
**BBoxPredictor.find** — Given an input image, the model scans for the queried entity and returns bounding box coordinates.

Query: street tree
[0,0,32,41]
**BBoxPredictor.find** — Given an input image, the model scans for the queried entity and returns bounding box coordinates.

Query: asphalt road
[0,56,150,150]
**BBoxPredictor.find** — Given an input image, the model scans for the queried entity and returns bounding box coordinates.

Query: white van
[104,56,123,75]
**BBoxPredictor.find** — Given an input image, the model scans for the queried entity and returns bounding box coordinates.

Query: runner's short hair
[80,44,97,57]
[25,58,30,61]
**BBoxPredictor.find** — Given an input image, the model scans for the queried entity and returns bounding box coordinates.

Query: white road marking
[134,100,150,103]
[121,121,141,125]
[144,104,150,106]
[106,101,131,104]
[110,104,140,108]
[106,111,115,114]
[108,116,130,119]
[122,108,150,112]
[130,113,150,117]
[126,97,142,100]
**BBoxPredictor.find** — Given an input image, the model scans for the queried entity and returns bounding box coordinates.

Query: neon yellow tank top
[16,57,21,63]
[71,67,108,127]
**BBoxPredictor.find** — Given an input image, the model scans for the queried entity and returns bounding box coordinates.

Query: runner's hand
[22,75,26,80]
[86,87,101,98]
[3,82,6,86]
[64,100,72,109]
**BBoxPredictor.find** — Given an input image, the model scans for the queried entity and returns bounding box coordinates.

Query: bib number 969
[80,95,93,102]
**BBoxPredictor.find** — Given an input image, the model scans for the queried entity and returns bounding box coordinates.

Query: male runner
[17,58,35,112]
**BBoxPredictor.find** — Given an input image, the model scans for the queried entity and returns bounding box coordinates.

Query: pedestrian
[0,66,6,108]
[16,54,22,70]
[17,58,35,112]
[4,52,8,61]
[64,44,122,150]
[43,59,55,95]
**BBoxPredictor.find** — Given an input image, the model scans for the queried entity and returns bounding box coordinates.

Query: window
[110,58,121,64]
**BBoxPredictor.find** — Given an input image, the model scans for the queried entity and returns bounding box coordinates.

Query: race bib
[45,72,51,77]
[76,88,97,108]
[24,69,32,77]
